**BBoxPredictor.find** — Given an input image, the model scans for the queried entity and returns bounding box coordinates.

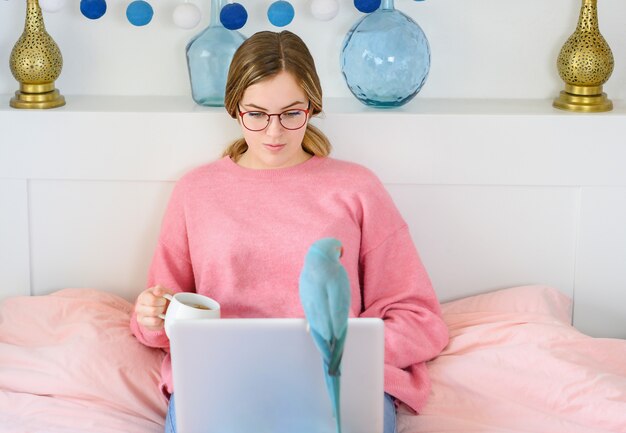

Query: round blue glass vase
[186,0,246,106]
[340,0,430,108]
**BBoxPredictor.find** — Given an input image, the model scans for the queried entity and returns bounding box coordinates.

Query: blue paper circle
[80,0,107,20]
[220,3,248,30]
[354,0,381,13]
[126,0,153,26]
[267,1,294,27]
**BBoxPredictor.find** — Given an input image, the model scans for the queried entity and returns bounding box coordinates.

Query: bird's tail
[328,335,346,376]
[324,371,342,433]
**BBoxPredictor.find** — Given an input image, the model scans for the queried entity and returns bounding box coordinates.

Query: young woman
[131,30,449,433]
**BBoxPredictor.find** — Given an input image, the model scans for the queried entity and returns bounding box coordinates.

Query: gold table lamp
[9,0,65,109]
[553,0,613,113]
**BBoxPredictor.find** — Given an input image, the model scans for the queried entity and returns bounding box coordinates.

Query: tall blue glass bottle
[186,0,246,106]
[340,0,430,108]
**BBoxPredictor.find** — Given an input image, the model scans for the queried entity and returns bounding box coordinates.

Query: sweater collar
[220,154,327,180]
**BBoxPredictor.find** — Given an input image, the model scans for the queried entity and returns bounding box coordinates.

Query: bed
[1,283,625,433]
[2,99,626,432]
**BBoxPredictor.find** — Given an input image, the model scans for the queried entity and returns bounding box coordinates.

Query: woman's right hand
[134,285,174,331]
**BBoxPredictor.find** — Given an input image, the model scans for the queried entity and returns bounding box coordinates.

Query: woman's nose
[265,115,284,136]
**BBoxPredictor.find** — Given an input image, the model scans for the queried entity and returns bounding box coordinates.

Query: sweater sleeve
[359,226,449,412]
[354,172,449,413]
[130,181,196,349]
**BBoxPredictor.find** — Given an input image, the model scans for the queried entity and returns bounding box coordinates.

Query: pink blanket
[1,285,625,433]
[399,285,626,433]
[0,289,166,433]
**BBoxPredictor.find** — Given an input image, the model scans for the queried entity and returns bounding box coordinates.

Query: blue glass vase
[340,0,430,108]
[186,0,246,106]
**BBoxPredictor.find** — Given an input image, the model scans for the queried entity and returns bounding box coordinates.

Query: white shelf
[1,94,625,115]
[2,95,626,338]
[0,95,218,114]
[325,97,626,116]
[2,95,626,186]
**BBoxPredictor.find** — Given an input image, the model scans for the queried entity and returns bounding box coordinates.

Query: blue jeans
[165,393,397,433]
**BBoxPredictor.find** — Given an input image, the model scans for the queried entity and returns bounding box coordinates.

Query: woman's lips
[264,143,286,151]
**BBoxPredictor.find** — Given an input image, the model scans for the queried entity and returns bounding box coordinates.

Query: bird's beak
[338,246,344,258]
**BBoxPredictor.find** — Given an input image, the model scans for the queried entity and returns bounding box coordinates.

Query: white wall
[1,0,626,339]
[1,0,625,100]
[1,98,626,339]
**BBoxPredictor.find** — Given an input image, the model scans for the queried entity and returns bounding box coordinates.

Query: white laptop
[169,318,384,433]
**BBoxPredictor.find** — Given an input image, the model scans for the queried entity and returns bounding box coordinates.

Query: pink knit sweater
[130,155,449,413]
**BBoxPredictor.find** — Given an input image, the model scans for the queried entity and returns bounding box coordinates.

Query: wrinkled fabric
[399,285,626,433]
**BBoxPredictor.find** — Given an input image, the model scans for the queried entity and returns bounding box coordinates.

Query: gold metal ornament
[9,0,65,109]
[553,0,613,113]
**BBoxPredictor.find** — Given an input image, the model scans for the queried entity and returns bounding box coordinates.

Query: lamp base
[553,84,612,113]
[10,82,66,109]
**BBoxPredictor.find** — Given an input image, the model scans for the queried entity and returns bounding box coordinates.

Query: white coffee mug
[158,292,220,337]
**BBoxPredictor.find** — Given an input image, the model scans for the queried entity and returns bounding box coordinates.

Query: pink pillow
[398,285,626,433]
[441,284,572,326]
[0,288,167,425]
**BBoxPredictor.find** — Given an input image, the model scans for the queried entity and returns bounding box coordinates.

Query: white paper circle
[173,3,202,29]
[310,0,339,21]
[39,0,67,13]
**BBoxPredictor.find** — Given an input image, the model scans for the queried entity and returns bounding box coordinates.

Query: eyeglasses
[238,104,310,131]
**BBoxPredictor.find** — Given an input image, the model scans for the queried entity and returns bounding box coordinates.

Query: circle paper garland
[39,0,67,13]
[173,2,202,29]
[310,0,339,21]
[220,3,248,30]
[267,1,294,27]
[72,0,424,27]
[80,0,107,19]
[353,0,381,13]
[126,0,153,26]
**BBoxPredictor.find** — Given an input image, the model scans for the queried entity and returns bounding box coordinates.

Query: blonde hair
[222,31,331,161]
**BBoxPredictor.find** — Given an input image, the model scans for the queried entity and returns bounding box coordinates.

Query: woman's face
[236,71,312,170]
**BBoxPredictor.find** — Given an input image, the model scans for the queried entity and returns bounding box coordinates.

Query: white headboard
[1,96,625,339]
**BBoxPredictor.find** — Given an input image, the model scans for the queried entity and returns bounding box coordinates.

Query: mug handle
[157,293,174,320]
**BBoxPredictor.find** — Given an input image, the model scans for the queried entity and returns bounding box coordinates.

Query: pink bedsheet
[1,285,625,433]
[0,289,167,433]
[0,392,163,433]
[399,285,626,433]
